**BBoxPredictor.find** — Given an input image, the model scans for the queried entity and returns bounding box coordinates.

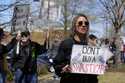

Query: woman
[54,14,98,83]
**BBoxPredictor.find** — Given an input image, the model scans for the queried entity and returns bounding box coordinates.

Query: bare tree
[99,0,125,64]
[0,0,29,26]
[57,0,97,37]
[47,0,50,20]
[63,0,68,37]
[100,0,125,33]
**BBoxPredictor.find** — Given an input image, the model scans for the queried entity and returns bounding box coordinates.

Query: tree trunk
[47,0,50,20]
[113,28,122,65]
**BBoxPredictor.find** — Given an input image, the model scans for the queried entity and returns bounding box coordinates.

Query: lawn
[99,64,125,83]
[39,64,125,83]
[39,71,125,83]
[99,72,125,83]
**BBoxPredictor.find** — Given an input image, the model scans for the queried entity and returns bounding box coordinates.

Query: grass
[98,64,125,83]
[39,71,125,83]
[31,32,46,44]
[99,72,125,83]
[39,64,125,83]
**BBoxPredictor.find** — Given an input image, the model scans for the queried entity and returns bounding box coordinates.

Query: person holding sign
[54,14,113,83]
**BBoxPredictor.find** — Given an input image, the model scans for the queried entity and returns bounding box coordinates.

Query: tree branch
[0,1,20,12]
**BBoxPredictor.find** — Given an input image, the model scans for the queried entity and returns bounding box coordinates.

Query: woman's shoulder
[60,37,74,46]
[0,44,6,48]
[0,44,7,54]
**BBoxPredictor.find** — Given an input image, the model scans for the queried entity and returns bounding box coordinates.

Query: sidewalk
[38,73,54,80]
[38,73,60,83]
[6,73,59,83]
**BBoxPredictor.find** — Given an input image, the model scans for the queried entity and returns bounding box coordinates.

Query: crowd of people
[0,29,47,83]
[0,14,125,83]
[100,38,125,64]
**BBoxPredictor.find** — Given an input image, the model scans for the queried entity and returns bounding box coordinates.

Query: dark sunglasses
[21,33,29,37]
[21,31,30,37]
[78,21,89,27]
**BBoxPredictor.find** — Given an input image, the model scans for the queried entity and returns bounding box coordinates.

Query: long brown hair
[71,14,89,43]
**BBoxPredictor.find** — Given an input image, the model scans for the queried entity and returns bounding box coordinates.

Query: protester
[102,38,110,48]
[0,28,9,83]
[124,44,125,63]
[54,14,100,83]
[7,30,21,53]
[109,38,117,64]
[88,34,97,46]
[10,31,47,83]
[119,38,124,63]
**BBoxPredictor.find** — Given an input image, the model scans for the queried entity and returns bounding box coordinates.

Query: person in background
[0,28,9,83]
[6,30,21,53]
[124,44,125,63]
[103,39,110,48]
[11,31,47,83]
[109,38,117,64]
[54,14,98,83]
[120,38,124,63]
[88,34,97,46]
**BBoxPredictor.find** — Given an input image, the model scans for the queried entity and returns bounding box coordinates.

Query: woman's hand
[16,31,21,41]
[61,65,71,73]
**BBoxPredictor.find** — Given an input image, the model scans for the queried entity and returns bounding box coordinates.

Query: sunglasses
[21,33,29,37]
[78,21,89,27]
[21,32,30,37]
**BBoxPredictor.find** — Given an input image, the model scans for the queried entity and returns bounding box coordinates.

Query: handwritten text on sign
[70,45,111,75]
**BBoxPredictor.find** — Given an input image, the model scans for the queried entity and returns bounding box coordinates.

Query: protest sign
[70,45,113,75]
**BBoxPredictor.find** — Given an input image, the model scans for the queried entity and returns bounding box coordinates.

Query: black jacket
[11,40,47,74]
[54,38,98,83]
[6,37,17,52]
[0,44,7,72]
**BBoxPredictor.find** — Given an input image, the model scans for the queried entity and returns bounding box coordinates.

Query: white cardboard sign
[70,45,113,75]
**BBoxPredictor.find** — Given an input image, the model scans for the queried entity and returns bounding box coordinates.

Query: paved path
[38,74,60,83]
[6,73,60,83]
[39,80,59,83]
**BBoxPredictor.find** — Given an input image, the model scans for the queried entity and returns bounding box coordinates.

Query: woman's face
[75,16,89,35]
[21,35,30,43]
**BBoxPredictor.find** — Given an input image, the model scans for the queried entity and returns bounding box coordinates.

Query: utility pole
[47,0,50,20]
[39,0,44,19]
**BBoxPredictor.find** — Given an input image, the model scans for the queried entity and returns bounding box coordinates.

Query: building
[29,0,62,30]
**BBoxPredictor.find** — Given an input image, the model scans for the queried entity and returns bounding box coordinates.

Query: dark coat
[54,38,98,83]
[0,44,7,72]
[11,40,47,74]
